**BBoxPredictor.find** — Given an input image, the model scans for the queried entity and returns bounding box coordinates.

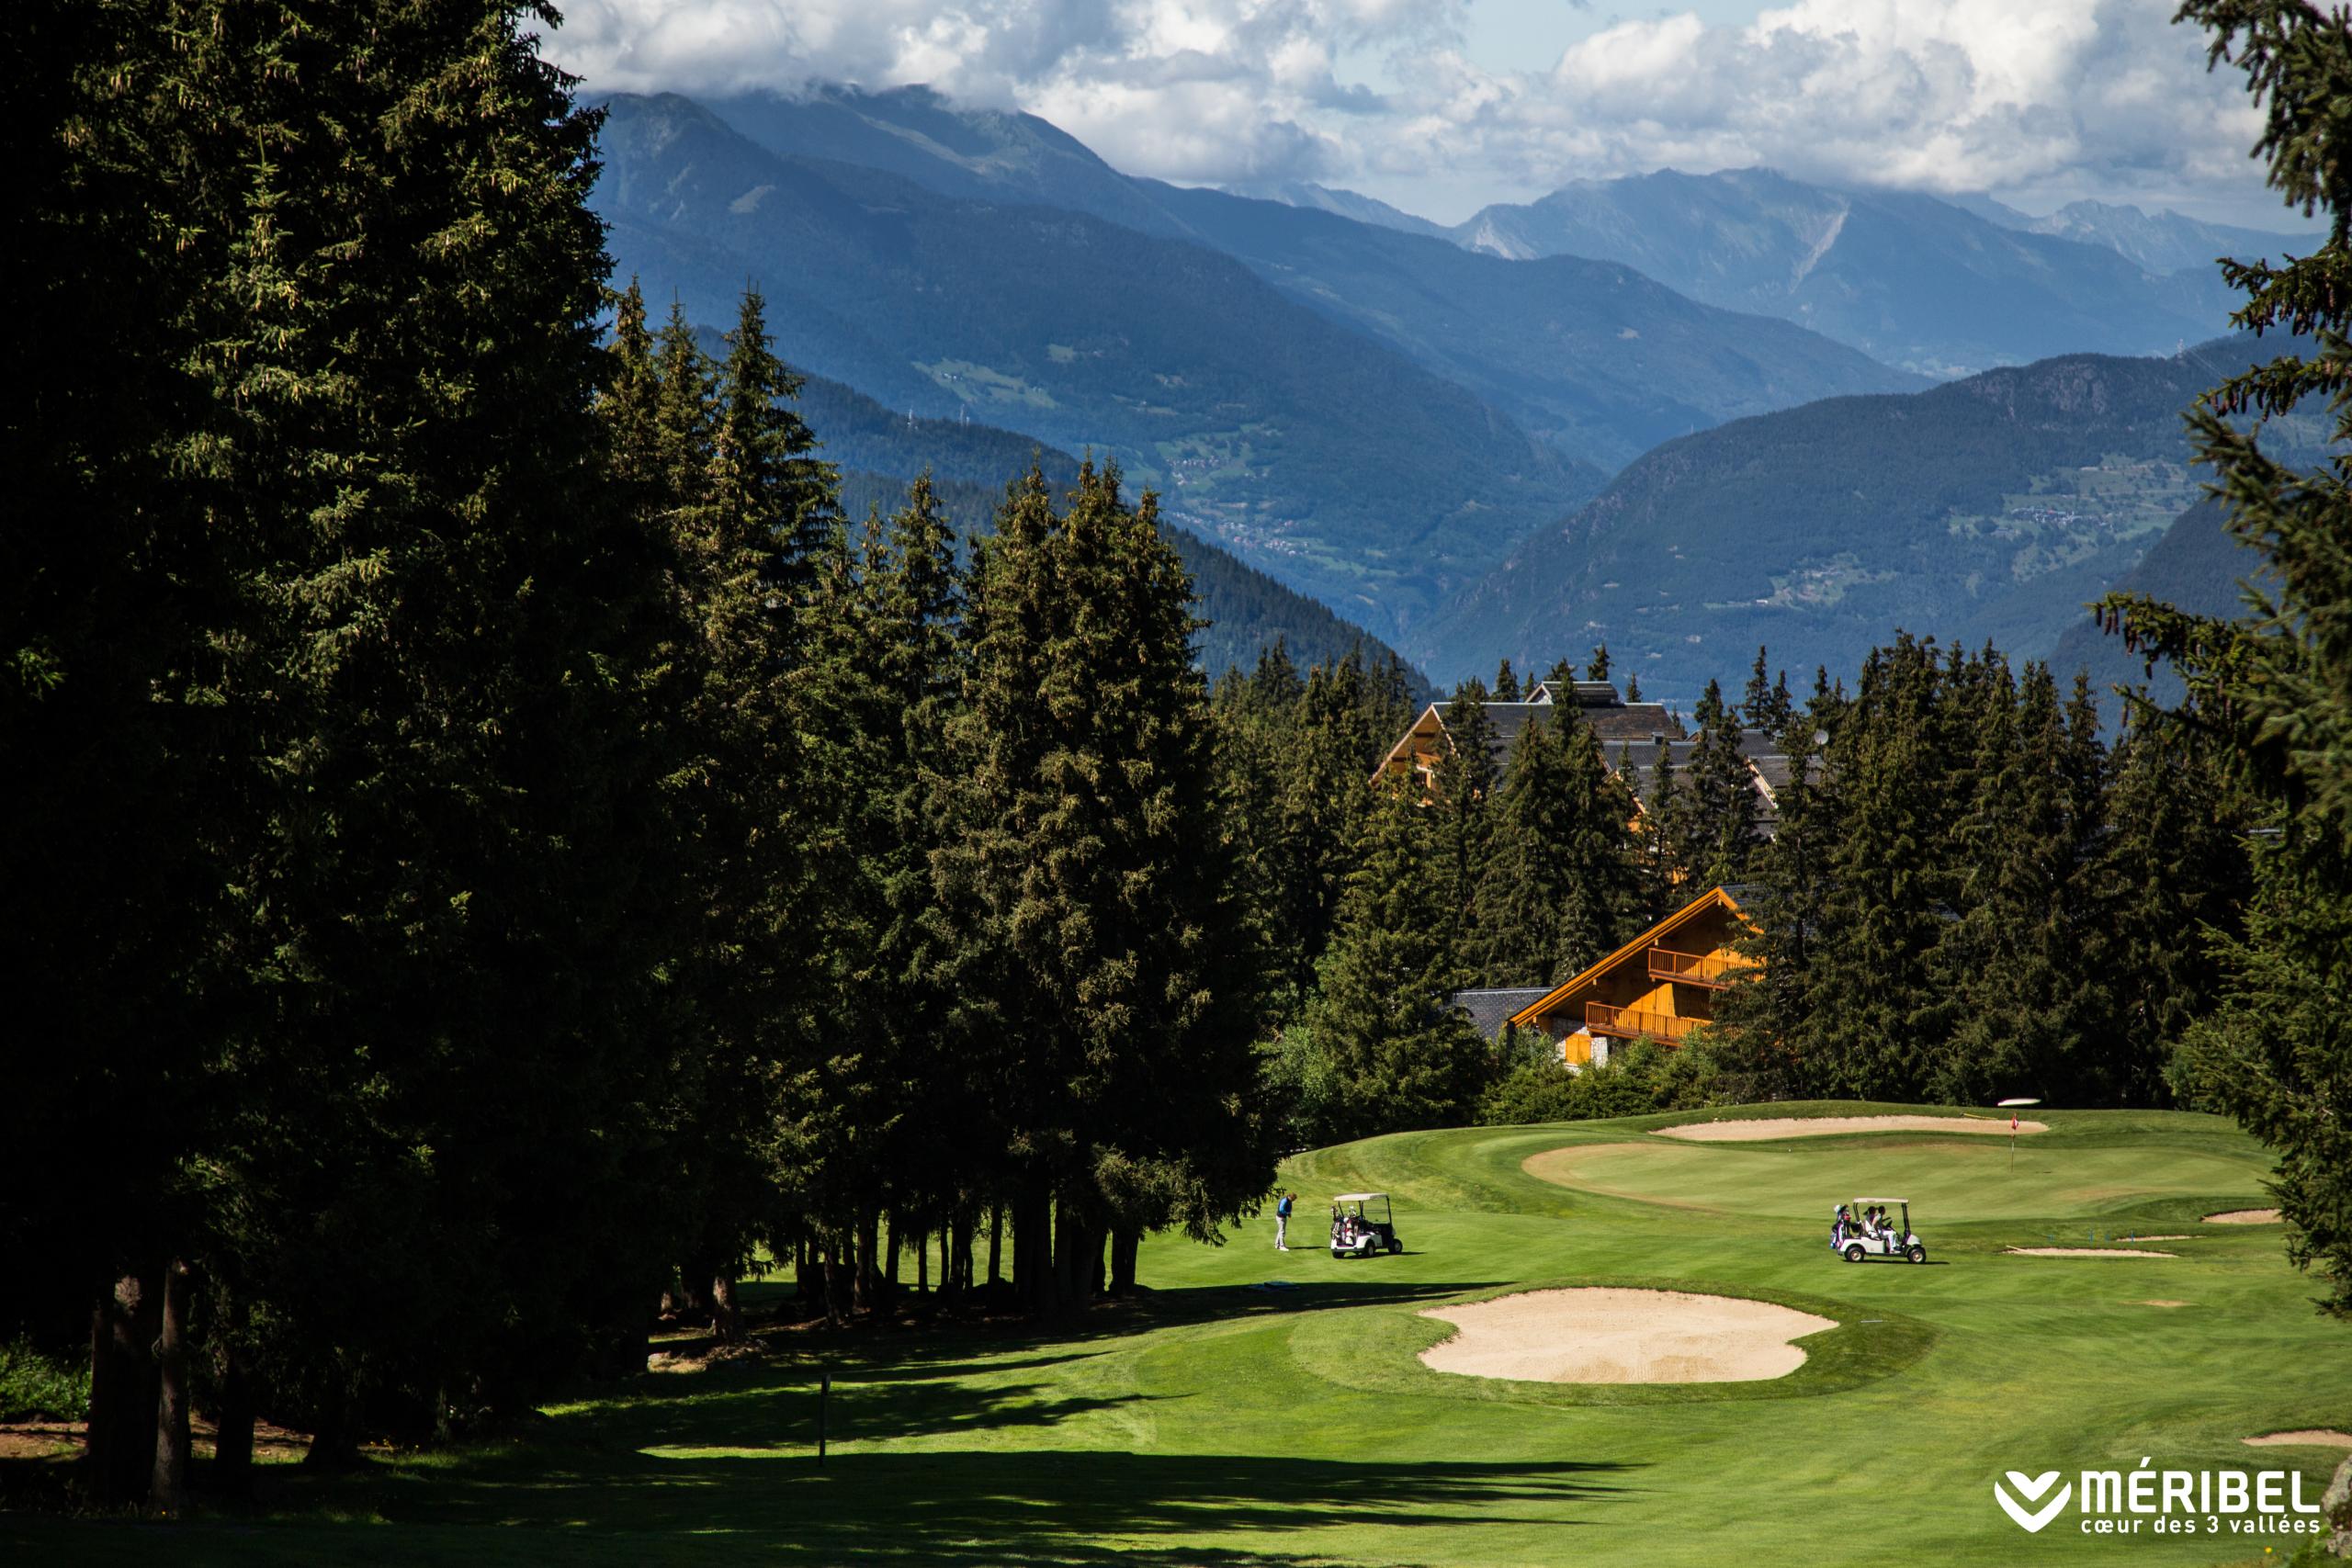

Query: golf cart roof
[1854,1196,1909,1204]
[1331,1192,1386,1202]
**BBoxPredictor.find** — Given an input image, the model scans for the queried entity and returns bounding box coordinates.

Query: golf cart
[1834,1197,1926,1264]
[1330,1193,1402,1258]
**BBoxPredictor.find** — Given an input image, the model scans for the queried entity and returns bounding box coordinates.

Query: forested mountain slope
[1421,340,2327,696]
[794,368,1429,686]
[597,93,1586,637]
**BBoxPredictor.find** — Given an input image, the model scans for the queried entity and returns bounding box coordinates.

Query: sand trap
[1418,1288,1836,1384]
[2205,1208,2281,1225]
[2006,1247,2177,1258]
[1654,1115,2047,1142]
[2138,1300,2190,1308]
[2245,1430,2352,1449]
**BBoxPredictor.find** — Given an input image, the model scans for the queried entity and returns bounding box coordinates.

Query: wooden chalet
[1372,679,1805,839]
[1372,680,1687,793]
[1506,886,1756,1066]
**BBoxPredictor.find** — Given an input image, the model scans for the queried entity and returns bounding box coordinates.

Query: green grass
[7,1102,2346,1565]
[0,1338,87,1423]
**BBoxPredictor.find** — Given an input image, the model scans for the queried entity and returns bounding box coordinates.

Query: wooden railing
[1647,945,1745,988]
[1586,1003,1698,1043]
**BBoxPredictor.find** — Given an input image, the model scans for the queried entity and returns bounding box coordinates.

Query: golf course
[7,1100,2346,1564]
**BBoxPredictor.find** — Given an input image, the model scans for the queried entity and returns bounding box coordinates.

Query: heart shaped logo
[1994,1470,2072,1532]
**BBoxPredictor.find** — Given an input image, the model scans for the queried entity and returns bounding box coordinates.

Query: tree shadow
[389,1448,1636,1563]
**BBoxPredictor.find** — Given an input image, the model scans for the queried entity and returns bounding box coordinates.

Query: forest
[5,0,2346,1526]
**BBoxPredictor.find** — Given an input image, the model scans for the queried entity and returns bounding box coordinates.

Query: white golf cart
[1833,1196,1926,1264]
[1329,1192,1402,1258]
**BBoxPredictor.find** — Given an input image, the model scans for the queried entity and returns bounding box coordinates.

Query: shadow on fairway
[410,1447,1636,1561]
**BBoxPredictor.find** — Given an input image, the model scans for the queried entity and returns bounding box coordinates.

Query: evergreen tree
[1474,716,1643,987]
[2097,0,2352,1317]
[938,463,1266,1313]
[1587,643,1612,682]
[1492,659,1522,701]
[1430,679,1500,967]
[1305,787,1489,1140]
[1684,679,1760,888]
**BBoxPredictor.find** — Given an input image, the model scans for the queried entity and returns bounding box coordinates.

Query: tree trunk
[986,1203,1003,1289]
[1053,1195,1102,1314]
[795,1234,822,1321]
[151,1258,192,1517]
[1109,1226,1140,1296]
[711,1273,743,1346]
[211,1337,255,1499]
[86,1270,161,1507]
[1012,1185,1056,1315]
[820,1240,843,1327]
[916,1219,929,1296]
[303,1383,360,1471]
[854,1208,878,1316]
[883,1213,901,1314]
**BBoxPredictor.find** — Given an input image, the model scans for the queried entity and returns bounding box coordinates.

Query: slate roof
[1452,987,1555,1042]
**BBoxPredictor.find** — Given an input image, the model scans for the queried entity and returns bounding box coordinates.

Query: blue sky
[550,0,2312,231]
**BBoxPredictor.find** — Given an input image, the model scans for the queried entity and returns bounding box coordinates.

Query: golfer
[1274,1191,1295,1251]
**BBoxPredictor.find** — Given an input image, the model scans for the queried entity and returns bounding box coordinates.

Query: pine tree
[2095,0,2352,1316]
[1430,679,1500,968]
[1493,659,1521,701]
[939,463,1265,1312]
[1474,716,1642,987]
[1306,786,1490,1139]
[1684,679,1760,888]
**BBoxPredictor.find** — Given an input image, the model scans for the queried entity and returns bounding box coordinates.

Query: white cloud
[540,0,2296,226]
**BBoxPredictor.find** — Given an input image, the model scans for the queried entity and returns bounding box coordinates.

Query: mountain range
[1447,169,2290,378]
[1419,337,2330,700]
[593,81,2324,694]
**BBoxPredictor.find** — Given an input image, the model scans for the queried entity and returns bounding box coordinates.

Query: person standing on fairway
[1274,1191,1294,1250]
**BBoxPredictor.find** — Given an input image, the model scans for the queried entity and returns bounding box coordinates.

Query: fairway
[8,1102,2346,1566]
[1523,1134,2256,1222]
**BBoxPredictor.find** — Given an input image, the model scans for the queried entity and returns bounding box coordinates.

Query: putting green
[1524,1135,2258,1221]
[6,1102,2343,1568]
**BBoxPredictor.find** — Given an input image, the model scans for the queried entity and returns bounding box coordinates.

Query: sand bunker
[1418,1288,1836,1384]
[2205,1208,2282,1225]
[1654,1115,2047,1142]
[2006,1247,2177,1258]
[2245,1430,2352,1449]
[2138,1300,2190,1308]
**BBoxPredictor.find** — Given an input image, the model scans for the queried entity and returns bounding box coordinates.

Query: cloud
[539,0,2290,223]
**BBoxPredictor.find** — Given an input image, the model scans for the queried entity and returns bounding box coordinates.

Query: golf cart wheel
[1387,1239,1402,1254]
[1844,1244,1866,1263]
[1906,1245,1926,1264]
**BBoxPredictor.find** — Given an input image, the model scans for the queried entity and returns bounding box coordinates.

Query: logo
[1996,1471,2073,1533]
[1991,1458,2327,1539]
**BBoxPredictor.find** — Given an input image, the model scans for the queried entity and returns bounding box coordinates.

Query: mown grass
[6,1103,2346,1566]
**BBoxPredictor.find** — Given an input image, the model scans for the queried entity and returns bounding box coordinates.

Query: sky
[545,0,2314,231]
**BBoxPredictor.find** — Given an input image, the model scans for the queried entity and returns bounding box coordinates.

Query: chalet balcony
[1646,945,1746,988]
[1585,1002,1699,1043]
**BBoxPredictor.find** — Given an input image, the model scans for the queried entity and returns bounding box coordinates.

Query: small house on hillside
[1372,680,1686,794]
[1507,886,1756,1066]
[1374,679,1805,839]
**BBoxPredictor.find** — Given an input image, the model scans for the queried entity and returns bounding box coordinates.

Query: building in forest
[1372,680,1685,793]
[1374,679,1802,836]
[1503,885,1755,1066]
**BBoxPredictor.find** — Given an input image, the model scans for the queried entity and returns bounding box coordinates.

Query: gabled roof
[1452,987,1555,1041]
[1374,682,1690,783]
[1507,885,1750,1031]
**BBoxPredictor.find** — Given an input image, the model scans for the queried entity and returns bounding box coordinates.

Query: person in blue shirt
[1274,1191,1295,1251]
